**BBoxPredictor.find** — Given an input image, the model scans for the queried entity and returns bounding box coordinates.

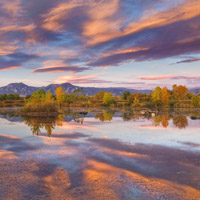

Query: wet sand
[1,109,200,199]
[1,140,200,200]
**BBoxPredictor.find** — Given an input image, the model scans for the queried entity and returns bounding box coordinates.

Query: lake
[0,107,200,200]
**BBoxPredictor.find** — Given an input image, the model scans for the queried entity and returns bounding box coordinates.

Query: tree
[73,88,84,96]
[191,95,199,107]
[55,87,65,107]
[161,87,170,106]
[132,93,140,106]
[199,93,200,104]
[32,89,46,99]
[173,85,188,101]
[45,91,54,103]
[94,90,105,101]
[103,92,115,106]
[121,91,131,100]
[22,89,57,114]
[127,94,134,105]
[152,87,162,107]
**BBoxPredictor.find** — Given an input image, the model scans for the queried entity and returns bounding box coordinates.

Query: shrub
[103,93,115,106]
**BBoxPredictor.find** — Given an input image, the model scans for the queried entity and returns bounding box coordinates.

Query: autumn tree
[132,93,140,106]
[94,90,105,101]
[45,91,54,103]
[103,92,115,106]
[55,87,65,107]
[161,87,170,107]
[22,90,57,113]
[173,85,188,101]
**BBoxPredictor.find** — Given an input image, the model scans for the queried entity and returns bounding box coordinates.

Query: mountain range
[0,82,199,96]
[0,82,151,96]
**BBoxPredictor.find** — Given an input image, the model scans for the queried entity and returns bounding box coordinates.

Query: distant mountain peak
[8,82,27,86]
[0,82,151,96]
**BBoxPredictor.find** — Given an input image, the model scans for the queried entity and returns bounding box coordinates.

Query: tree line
[4,84,200,113]
[121,85,200,108]
[0,94,21,101]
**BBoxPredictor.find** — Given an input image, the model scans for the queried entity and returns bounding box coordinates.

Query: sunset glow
[0,0,199,88]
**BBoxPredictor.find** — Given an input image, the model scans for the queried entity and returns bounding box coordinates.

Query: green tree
[32,89,46,100]
[191,95,199,107]
[121,91,131,100]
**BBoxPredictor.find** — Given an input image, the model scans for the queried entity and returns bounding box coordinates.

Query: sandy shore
[1,158,200,200]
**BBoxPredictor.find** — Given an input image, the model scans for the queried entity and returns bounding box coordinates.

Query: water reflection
[23,116,57,136]
[153,114,188,129]
[1,108,199,136]
[94,110,115,122]
[173,115,188,129]
[0,108,200,199]
[6,109,200,136]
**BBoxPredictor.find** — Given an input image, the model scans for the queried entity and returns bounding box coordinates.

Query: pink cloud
[139,75,200,80]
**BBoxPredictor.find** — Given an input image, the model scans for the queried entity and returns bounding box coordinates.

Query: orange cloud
[41,0,122,45]
[32,59,89,73]
[0,41,19,55]
[87,0,200,47]
[54,73,104,84]
[0,66,21,71]
[0,24,36,33]
[0,0,23,17]
[42,1,81,31]
[82,0,122,45]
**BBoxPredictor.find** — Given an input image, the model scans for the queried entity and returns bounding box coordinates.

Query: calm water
[0,107,200,200]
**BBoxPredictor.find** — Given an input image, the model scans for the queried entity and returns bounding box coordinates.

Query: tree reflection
[153,115,162,126]
[95,110,115,122]
[64,110,88,124]
[161,115,170,128]
[173,115,188,129]
[22,109,191,136]
[23,116,61,136]
[190,111,200,120]
[121,111,134,121]
[153,114,188,129]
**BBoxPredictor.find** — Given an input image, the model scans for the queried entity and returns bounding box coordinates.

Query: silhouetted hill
[0,82,151,96]
[190,88,200,95]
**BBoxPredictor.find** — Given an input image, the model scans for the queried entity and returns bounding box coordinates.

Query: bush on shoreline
[21,90,58,115]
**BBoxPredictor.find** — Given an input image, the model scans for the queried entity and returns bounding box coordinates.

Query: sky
[0,0,200,89]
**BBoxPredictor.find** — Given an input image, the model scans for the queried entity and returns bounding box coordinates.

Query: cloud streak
[55,74,112,85]
[139,75,200,80]
[33,66,90,73]
[172,58,200,65]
